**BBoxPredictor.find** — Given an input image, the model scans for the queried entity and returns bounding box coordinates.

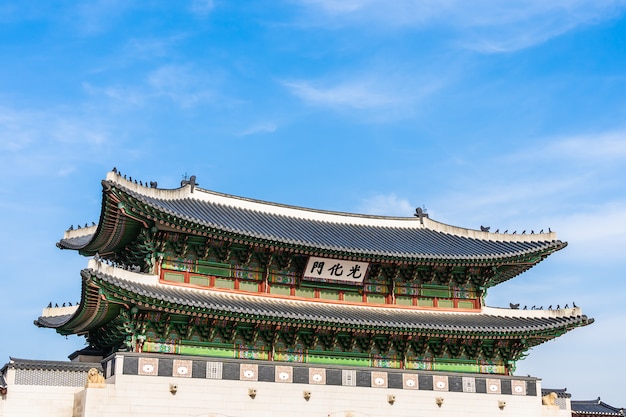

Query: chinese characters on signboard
[303,256,369,284]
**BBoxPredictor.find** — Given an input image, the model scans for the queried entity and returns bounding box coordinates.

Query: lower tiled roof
[5,357,102,372]
[37,267,593,340]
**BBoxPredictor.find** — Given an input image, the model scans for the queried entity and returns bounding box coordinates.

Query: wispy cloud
[190,0,215,17]
[83,83,146,106]
[295,0,626,52]
[0,104,118,179]
[84,65,225,108]
[71,0,132,36]
[0,107,36,151]
[541,131,626,162]
[283,80,400,110]
[124,34,189,60]
[147,65,216,107]
[282,70,444,119]
[414,129,626,233]
[358,193,414,216]
[550,201,626,262]
[499,130,626,181]
[237,122,278,137]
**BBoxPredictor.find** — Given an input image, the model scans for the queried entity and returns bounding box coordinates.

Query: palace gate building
[0,169,593,417]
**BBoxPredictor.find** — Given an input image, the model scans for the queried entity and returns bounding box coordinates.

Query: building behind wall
[0,169,595,417]
[572,397,625,417]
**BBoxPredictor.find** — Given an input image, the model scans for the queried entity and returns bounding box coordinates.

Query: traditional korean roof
[3,357,102,373]
[542,388,572,399]
[57,170,566,285]
[36,261,593,345]
[572,398,625,416]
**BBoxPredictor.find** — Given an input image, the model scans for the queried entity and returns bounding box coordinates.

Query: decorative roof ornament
[181,174,198,193]
[414,207,428,224]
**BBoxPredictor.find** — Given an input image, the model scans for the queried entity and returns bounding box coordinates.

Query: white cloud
[299,0,626,28]
[53,119,110,146]
[190,0,215,17]
[281,71,444,119]
[283,80,400,110]
[0,107,36,151]
[84,65,225,108]
[433,174,590,224]
[550,201,626,262]
[358,193,414,216]
[542,131,626,162]
[71,0,131,35]
[148,65,199,103]
[414,128,626,239]
[124,34,188,60]
[0,104,119,180]
[237,122,278,137]
[57,166,77,177]
[83,83,146,106]
[296,0,626,52]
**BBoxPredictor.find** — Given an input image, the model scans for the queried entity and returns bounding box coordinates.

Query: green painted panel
[295,288,315,298]
[421,284,451,298]
[163,271,185,283]
[433,361,480,373]
[418,298,434,307]
[343,292,362,302]
[319,290,338,300]
[214,277,235,289]
[396,296,413,306]
[438,299,454,308]
[307,355,370,367]
[270,285,291,296]
[179,345,235,358]
[189,275,209,286]
[458,300,475,309]
[367,294,385,304]
[196,263,231,277]
[239,281,259,292]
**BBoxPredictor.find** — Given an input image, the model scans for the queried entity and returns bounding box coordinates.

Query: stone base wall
[1,353,574,417]
[0,382,81,417]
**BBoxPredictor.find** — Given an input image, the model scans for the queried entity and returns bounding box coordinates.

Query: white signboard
[303,256,368,284]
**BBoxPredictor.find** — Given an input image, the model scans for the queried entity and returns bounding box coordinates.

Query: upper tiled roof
[572,398,625,416]
[58,171,566,263]
[36,263,593,340]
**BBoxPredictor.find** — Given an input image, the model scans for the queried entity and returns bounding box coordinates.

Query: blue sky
[1,0,625,406]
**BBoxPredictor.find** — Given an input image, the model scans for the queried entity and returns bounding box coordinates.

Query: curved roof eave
[35,269,122,334]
